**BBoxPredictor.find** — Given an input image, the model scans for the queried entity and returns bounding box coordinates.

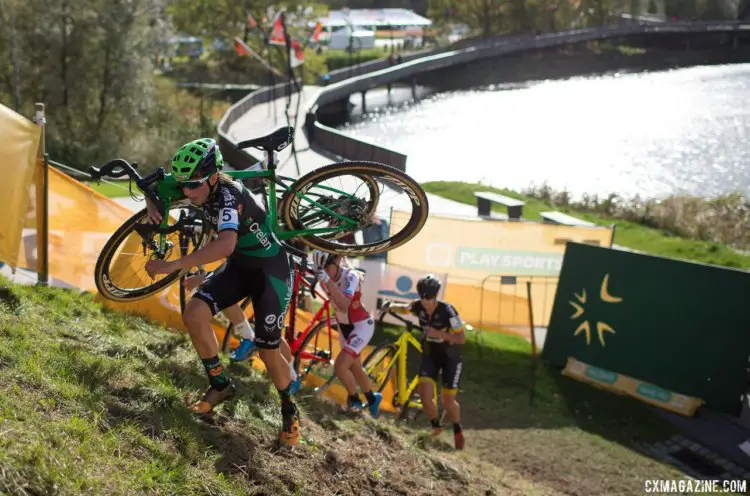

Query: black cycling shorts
[192,253,292,349]
[419,349,463,393]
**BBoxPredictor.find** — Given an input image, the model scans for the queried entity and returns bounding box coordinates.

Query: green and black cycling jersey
[201,178,283,263]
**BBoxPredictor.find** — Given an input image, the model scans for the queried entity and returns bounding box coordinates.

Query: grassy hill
[0,274,709,495]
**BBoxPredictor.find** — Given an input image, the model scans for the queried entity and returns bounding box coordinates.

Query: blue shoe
[230,339,256,362]
[347,399,364,414]
[289,376,302,396]
[368,392,383,419]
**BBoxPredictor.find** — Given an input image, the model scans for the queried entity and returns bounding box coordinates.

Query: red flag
[247,14,258,29]
[234,38,250,56]
[310,22,323,43]
[232,37,285,77]
[290,39,304,67]
[269,14,286,45]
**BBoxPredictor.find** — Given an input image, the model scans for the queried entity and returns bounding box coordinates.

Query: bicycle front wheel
[95,207,209,302]
[279,161,429,257]
[362,342,398,393]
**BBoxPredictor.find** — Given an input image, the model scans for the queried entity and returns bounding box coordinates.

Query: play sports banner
[0,104,41,268]
[386,210,613,335]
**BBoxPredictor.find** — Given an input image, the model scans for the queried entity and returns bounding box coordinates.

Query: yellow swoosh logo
[600,274,622,303]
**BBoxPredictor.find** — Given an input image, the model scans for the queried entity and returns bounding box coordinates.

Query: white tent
[319,8,432,30]
[327,26,376,50]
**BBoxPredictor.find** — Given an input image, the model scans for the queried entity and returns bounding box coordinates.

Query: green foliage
[0,0,244,171]
[167,1,328,40]
[324,49,385,71]
[427,0,652,37]
[664,0,738,20]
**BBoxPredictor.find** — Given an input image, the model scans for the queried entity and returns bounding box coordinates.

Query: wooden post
[527,281,538,406]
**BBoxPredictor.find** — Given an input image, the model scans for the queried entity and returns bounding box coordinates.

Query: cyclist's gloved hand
[317,269,330,284]
[145,197,162,224]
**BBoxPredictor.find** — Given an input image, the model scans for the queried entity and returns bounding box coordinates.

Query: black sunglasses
[177,176,210,190]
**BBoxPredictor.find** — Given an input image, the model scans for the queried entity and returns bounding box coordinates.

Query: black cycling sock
[348,393,361,405]
[430,417,441,429]
[453,423,463,435]
[278,384,297,415]
[201,356,230,389]
[363,390,376,405]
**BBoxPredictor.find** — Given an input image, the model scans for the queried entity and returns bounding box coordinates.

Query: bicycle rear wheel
[398,381,424,423]
[279,161,428,257]
[95,207,209,302]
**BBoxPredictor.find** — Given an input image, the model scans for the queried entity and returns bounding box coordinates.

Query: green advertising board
[542,242,750,416]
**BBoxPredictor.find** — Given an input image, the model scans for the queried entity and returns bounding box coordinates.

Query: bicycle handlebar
[377,307,421,334]
[88,158,139,181]
[88,158,166,214]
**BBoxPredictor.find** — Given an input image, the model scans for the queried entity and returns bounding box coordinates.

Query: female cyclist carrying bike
[144,138,301,445]
[312,250,382,417]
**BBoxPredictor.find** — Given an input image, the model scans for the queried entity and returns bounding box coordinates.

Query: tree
[0,0,189,168]
[428,0,509,37]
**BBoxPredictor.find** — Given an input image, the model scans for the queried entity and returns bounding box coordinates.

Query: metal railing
[478,274,560,331]
[216,79,302,170]
[310,121,407,171]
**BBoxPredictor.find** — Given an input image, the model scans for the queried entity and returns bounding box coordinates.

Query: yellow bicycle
[362,308,435,421]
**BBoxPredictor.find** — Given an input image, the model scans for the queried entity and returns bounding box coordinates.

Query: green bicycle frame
[151,168,362,256]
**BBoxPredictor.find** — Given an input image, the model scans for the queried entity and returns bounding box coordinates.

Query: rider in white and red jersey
[313,250,382,417]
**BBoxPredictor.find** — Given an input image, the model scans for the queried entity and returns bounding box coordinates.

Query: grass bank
[0,274,708,495]
[86,180,132,198]
[0,277,497,495]
[423,181,750,270]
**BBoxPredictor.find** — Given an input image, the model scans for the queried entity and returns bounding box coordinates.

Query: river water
[338,63,750,200]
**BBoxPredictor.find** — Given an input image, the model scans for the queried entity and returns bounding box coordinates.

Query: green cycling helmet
[170,138,224,181]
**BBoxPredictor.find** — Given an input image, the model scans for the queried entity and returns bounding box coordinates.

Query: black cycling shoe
[280,405,301,445]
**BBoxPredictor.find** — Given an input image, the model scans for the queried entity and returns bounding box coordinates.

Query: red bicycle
[216,245,341,394]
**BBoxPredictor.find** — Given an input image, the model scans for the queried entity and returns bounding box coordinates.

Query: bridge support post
[361,91,366,114]
[411,78,417,101]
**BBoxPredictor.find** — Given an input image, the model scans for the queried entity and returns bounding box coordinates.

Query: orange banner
[0,104,41,267]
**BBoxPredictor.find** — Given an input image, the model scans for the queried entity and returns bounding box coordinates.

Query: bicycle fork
[397,342,409,406]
